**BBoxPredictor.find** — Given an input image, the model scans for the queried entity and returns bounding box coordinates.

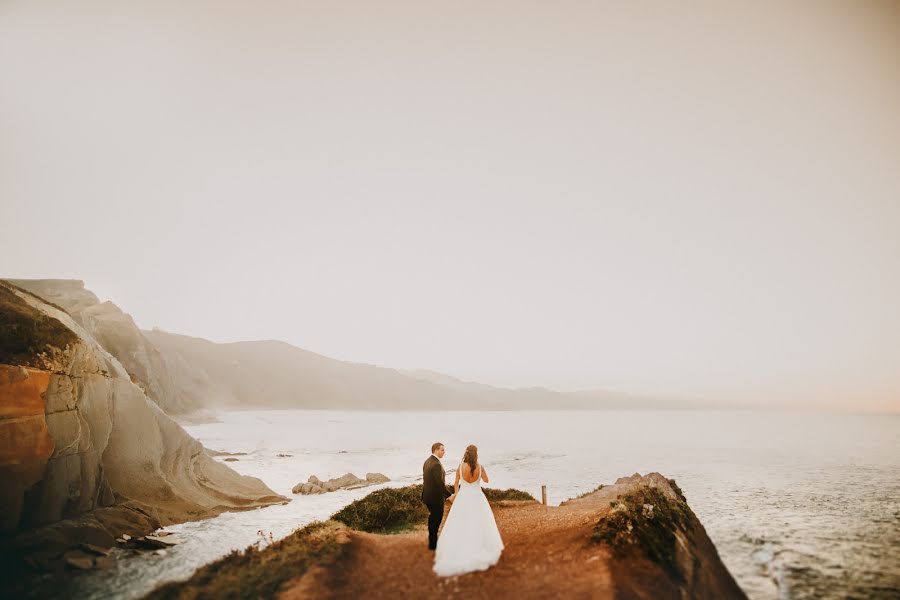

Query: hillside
[143,328,675,411]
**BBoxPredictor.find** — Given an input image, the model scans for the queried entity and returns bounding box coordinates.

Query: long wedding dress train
[433,463,504,577]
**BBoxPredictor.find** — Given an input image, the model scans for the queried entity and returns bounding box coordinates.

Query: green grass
[591,484,692,578]
[143,521,343,600]
[0,283,77,367]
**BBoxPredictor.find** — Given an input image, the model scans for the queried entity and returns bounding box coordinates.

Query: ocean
[72,409,900,600]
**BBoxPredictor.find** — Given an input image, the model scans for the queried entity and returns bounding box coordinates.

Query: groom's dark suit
[422,454,451,550]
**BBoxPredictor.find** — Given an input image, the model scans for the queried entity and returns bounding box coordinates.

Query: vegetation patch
[592,485,692,578]
[332,485,429,533]
[0,283,77,368]
[667,478,686,502]
[482,487,536,502]
[574,484,605,499]
[144,521,343,600]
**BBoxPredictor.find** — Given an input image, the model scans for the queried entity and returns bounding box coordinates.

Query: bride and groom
[422,442,504,577]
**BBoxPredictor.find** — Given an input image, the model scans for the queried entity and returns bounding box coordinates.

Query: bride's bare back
[457,461,489,485]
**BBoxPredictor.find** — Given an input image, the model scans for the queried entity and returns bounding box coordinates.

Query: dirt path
[282,492,618,599]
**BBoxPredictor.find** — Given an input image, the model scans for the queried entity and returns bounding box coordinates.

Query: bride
[433,444,504,576]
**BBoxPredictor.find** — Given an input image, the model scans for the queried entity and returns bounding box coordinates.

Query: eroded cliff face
[0,281,285,537]
[0,367,53,532]
[7,279,192,413]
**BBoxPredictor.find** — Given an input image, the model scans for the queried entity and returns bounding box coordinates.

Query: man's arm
[436,464,449,495]
[435,464,453,499]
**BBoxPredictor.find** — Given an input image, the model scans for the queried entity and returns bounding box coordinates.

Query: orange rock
[0,365,53,466]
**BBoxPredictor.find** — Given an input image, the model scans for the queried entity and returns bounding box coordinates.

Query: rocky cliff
[7,279,192,413]
[0,280,285,538]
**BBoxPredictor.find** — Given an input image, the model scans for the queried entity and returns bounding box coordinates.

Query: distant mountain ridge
[8,279,680,413]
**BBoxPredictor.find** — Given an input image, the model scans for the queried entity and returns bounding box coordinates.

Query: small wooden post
[541,485,547,506]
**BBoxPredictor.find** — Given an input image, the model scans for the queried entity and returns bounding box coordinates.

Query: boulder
[292,482,325,495]
[323,473,364,491]
[78,543,110,556]
[366,473,390,484]
[134,535,178,550]
[64,552,94,571]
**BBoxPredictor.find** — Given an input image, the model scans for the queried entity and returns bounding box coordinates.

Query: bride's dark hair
[463,444,478,474]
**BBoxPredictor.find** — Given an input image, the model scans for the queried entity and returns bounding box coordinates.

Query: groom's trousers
[426,501,444,550]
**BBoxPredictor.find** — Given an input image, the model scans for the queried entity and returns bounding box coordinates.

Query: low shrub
[482,487,536,502]
[331,485,429,533]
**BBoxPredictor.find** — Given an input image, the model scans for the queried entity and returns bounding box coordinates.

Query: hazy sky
[2,1,899,411]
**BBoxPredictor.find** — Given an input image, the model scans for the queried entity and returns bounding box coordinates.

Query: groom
[422,442,451,550]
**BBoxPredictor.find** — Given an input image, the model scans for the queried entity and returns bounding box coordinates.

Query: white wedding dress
[433,462,504,577]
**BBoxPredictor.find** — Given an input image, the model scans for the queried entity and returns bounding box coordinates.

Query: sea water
[71,410,900,600]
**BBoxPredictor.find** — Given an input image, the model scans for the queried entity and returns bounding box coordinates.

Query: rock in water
[292,482,326,494]
[324,473,365,491]
[366,473,390,484]
[134,535,178,550]
[64,554,95,571]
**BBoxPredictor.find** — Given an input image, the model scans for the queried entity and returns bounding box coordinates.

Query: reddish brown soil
[281,491,618,599]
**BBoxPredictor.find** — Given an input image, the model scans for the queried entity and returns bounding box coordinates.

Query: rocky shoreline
[292,472,391,494]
